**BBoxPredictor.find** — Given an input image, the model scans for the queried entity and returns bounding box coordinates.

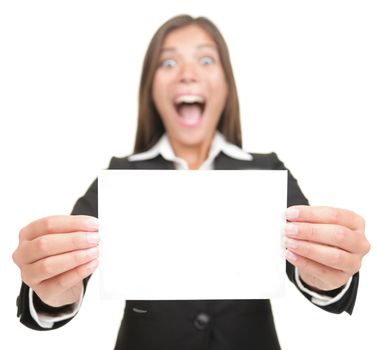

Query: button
[194,312,211,330]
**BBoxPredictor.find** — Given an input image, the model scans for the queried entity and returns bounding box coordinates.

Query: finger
[19,215,99,241]
[285,222,365,254]
[35,259,99,304]
[285,250,351,291]
[23,247,100,285]
[284,237,361,274]
[17,231,100,264]
[285,206,365,231]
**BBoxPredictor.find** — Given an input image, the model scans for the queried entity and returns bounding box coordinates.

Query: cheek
[152,75,166,112]
[209,73,228,111]
[152,74,175,128]
[152,75,160,105]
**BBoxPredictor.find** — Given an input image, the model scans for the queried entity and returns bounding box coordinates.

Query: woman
[13,15,370,349]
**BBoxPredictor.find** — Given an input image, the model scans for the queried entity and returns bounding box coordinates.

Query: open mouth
[174,95,206,127]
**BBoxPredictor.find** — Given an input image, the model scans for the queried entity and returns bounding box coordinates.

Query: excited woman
[13,15,370,350]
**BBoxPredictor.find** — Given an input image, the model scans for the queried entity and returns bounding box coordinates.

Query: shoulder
[106,154,172,170]
[245,152,286,170]
[249,152,281,167]
[214,151,287,171]
[107,155,135,169]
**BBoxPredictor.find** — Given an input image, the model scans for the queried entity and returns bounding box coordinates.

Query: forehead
[162,24,216,49]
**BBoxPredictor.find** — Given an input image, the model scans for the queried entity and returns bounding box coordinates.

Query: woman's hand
[13,215,100,307]
[284,206,370,292]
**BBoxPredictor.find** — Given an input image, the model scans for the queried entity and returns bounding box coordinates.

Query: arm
[272,153,369,314]
[284,205,369,314]
[15,157,126,330]
[14,215,99,330]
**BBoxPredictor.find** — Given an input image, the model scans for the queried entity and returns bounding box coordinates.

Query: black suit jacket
[16,152,359,350]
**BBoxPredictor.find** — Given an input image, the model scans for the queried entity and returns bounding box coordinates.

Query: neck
[168,134,214,170]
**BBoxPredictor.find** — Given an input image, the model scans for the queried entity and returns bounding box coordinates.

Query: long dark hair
[133,15,242,153]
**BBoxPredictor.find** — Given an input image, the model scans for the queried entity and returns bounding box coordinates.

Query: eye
[160,59,177,68]
[199,56,215,65]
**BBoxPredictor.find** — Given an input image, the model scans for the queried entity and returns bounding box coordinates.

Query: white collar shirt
[128,131,253,169]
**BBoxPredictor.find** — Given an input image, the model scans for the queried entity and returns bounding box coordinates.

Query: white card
[98,170,287,300]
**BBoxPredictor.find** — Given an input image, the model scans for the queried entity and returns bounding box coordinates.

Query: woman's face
[152,24,229,149]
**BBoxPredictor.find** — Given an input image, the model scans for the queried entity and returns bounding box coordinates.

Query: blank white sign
[98,170,287,300]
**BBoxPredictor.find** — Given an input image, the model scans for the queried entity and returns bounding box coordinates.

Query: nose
[179,61,198,84]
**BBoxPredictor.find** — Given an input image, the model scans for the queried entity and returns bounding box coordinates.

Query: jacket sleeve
[271,152,359,315]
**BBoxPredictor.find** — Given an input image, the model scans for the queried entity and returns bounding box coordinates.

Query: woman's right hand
[12,215,100,308]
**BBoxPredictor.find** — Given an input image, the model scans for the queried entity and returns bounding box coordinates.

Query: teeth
[175,95,204,104]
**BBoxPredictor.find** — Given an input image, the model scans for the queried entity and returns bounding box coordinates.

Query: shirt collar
[128,131,253,166]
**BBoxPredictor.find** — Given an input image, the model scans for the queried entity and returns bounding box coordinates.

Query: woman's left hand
[284,206,370,292]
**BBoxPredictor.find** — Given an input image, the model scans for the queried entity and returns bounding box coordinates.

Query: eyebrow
[160,43,218,53]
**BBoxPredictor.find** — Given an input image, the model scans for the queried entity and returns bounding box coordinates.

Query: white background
[1,1,377,349]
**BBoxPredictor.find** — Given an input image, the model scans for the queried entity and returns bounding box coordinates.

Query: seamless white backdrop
[1,1,377,349]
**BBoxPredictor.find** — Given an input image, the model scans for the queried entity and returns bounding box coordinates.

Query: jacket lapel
[130,155,175,170]
[214,152,254,170]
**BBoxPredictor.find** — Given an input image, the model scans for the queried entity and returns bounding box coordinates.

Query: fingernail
[285,249,298,261]
[86,218,99,230]
[87,232,100,244]
[286,207,299,220]
[284,237,299,249]
[285,223,298,236]
[87,247,99,257]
